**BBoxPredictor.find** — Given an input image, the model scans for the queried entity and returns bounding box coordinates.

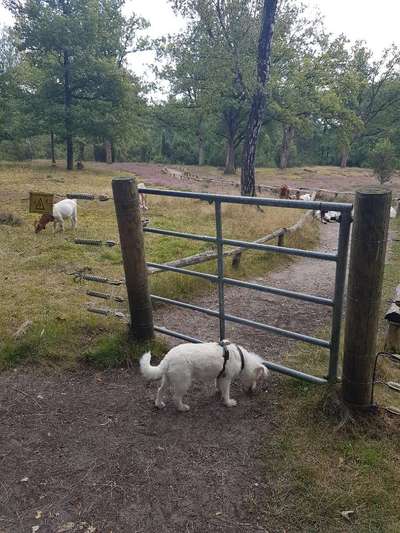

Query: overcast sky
[1,0,399,78]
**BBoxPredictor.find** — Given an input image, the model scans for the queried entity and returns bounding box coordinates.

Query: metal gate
[142,188,353,384]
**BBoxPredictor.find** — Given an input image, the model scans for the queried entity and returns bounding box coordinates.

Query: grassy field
[263,217,400,532]
[0,161,317,369]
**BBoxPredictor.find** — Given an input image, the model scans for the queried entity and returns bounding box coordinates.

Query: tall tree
[5,0,147,169]
[240,0,278,195]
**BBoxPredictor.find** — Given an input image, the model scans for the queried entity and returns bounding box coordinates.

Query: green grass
[0,160,318,369]
[261,216,400,532]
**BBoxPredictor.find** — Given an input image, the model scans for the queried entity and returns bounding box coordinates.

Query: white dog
[140,341,269,412]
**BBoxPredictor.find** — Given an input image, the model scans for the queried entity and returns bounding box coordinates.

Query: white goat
[34,198,77,233]
[299,193,312,201]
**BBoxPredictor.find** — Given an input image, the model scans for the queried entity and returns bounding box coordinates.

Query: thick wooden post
[112,177,154,341]
[342,187,392,407]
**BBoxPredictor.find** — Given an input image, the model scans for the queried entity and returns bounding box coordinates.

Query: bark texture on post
[240,0,278,196]
[112,177,154,341]
[342,187,392,408]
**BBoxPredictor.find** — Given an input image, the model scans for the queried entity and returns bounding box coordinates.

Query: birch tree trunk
[241,0,278,196]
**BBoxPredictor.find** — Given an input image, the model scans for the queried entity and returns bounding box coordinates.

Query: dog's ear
[255,366,268,380]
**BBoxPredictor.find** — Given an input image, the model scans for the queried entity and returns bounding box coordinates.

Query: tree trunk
[224,139,236,174]
[279,125,295,169]
[63,48,73,171]
[198,135,205,166]
[50,130,56,165]
[241,0,278,195]
[77,141,85,169]
[340,146,349,168]
[104,141,112,164]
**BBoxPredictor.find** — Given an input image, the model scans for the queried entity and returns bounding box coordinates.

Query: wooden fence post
[342,187,392,408]
[112,177,154,341]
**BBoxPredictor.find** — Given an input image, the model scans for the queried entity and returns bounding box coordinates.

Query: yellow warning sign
[29,192,54,214]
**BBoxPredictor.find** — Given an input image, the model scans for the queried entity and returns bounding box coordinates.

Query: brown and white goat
[34,198,77,233]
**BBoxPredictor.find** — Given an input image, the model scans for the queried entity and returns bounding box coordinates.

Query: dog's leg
[218,377,237,407]
[173,391,190,412]
[155,375,167,409]
[172,381,190,412]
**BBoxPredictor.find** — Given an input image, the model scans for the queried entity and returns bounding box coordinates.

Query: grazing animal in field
[299,193,312,201]
[34,198,77,233]
[137,182,148,211]
[316,209,341,223]
[140,341,269,412]
[279,184,290,199]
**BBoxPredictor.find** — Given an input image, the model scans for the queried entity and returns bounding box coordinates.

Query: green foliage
[370,138,398,184]
[1,1,400,170]
[3,0,148,167]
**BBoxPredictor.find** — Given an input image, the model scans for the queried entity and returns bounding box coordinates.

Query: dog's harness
[217,341,245,379]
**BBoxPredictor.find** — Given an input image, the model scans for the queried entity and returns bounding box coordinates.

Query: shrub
[369,138,398,184]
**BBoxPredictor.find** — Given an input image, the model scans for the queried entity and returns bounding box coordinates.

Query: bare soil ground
[0,223,339,533]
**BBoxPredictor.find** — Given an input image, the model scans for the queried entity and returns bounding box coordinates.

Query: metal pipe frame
[147,261,333,306]
[144,188,352,384]
[215,200,225,340]
[328,209,353,382]
[151,294,330,348]
[144,226,337,261]
[142,187,352,212]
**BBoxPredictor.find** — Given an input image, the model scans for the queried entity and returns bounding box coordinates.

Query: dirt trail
[0,224,339,533]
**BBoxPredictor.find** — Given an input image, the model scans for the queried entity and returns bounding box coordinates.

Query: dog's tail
[140,352,164,380]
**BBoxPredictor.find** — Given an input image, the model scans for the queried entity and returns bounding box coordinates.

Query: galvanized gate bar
[223,277,334,306]
[328,209,353,382]
[142,188,353,212]
[221,238,337,261]
[144,226,216,243]
[223,312,331,348]
[153,326,203,344]
[262,361,328,384]
[144,227,337,260]
[215,200,225,340]
[147,261,333,306]
[151,294,330,348]
[147,261,217,282]
[151,294,220,318]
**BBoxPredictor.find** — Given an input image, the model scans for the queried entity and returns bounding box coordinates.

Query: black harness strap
[217,341,230,379]
[217,341,245,379]
[236,344,245,373]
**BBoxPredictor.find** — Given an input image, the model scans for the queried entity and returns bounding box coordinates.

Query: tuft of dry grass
[0,212,22,226]
[0,160,318,369]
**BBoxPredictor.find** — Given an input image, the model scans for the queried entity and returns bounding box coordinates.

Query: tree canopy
[0,0,399,181]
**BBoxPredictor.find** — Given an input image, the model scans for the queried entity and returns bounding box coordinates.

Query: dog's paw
[225,398,237,407]
[178,403,190,412]
[155,401,166,409]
